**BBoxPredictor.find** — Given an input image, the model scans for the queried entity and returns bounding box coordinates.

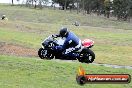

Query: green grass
[0,26,41,48]
[0,4,132,30]
[0,55,132,88]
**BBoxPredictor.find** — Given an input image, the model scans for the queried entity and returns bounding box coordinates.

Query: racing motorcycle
[38,35,95,63]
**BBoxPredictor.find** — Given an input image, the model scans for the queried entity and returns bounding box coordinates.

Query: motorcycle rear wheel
[78,48,95,63]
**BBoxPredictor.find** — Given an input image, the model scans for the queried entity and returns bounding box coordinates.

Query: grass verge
[0,55,132,88]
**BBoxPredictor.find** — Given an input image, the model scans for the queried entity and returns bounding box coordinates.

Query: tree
[25,0,48,9]
[17,0,20,4]
[52,0,75,10]
[79,0,105,15]
[12,0,14,5]
[76,0,80,14]
[104,0,111,18]
[127,0,132,21]
[80,0,91,14]
[113,0,132,21]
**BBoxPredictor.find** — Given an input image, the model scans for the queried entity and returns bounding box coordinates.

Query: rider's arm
[62,38,71,50]
[52,34,60,38]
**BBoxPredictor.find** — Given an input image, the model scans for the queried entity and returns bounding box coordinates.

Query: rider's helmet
[59,27,69,37]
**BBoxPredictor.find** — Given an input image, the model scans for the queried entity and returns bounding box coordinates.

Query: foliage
[104,0,111,18]
[79,0,105,15]
[113,0,132,21]
[79,0,132,21]
[52,0,75,10]
[25,0,49,8]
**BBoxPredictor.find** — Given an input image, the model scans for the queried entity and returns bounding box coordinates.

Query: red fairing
[82,39,94,47]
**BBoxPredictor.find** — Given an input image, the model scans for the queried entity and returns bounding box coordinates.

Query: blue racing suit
[61,32,81,55]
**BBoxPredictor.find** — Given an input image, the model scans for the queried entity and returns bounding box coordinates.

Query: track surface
[0,42,132,69]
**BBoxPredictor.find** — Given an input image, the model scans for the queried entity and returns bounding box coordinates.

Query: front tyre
[38,48,54,59]
[38,48,47,59]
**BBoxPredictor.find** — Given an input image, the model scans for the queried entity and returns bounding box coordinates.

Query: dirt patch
[0,42,37,57]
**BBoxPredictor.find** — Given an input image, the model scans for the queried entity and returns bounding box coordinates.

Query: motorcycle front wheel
[38,48,54,59]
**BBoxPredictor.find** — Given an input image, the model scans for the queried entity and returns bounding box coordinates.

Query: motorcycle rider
[53,27,82,57]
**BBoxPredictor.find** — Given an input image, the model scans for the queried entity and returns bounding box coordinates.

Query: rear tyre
[78,48,95,63]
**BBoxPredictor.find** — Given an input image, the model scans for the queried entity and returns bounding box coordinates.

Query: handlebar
[52,34,60,38]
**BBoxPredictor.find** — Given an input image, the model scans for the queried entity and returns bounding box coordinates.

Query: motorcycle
[38,35,95,63]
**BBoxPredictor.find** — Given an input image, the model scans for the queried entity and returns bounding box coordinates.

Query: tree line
[11,0,132,21]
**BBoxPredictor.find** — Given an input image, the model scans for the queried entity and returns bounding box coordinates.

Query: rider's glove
[52,34,60,38]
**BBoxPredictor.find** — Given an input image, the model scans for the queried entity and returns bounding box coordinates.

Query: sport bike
[38,35,95,63]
